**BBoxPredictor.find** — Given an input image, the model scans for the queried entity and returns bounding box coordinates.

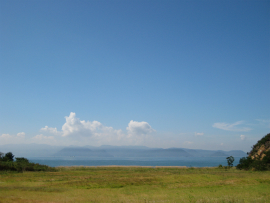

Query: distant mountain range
[0,144,247,158]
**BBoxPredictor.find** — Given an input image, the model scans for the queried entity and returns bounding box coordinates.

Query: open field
[0,166,270,203]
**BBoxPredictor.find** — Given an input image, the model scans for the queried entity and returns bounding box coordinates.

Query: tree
[0,152,4,161]
[226,156,234,167]
[15,157,29,163]
[2,152,14,162]
[15,157,29,172]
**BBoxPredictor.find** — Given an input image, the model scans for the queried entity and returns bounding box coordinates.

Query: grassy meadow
[0,166,269,203]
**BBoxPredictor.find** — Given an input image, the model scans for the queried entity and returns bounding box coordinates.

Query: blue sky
[0,0,269,152]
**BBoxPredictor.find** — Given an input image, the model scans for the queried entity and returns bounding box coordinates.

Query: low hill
[54,147,113,157]
[237,133,270,171]
[249,133,270,160]
[0,144,246,158]
[138,148,192,157]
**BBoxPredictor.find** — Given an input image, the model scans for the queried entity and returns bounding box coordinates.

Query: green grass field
[0,166,269,203]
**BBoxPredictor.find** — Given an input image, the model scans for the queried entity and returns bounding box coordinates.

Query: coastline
[56,165,189,168]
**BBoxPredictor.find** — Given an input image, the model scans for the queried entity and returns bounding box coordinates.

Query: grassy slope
[0,167,269,203]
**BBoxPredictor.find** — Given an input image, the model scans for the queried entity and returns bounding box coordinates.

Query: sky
[0,0,269,152]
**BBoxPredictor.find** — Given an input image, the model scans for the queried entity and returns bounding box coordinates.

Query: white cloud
[17,132,25,138]
[30,134,56,145]
[195,132,204,136]
[36,112,156,146]
[220,143,224,146]
[62,112,102,137]
[212,121,251,132]
[126,120,155,135]
[240,134,246,140]
[41,126,61,135]
[33,134,54,140]
[39,112,126,143]
[0,134,12,139]
[0,133,25,144]
[184,141,193,144]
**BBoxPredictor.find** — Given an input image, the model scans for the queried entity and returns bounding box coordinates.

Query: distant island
[0,144,247,158]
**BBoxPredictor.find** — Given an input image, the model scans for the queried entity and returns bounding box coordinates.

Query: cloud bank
[0,134,12,139]
[38,112,155,145]
[41,126,61,135]
[0,132,26,145]
[1,132,25,139]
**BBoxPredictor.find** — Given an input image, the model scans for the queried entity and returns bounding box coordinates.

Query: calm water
[28,157,242,167]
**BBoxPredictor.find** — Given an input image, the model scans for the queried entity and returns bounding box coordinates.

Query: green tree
[226,156,234,167]
[236,157,253,170]
[0,152,4,161]
[15,157,29,163]
[2,152,14,162]
[15,157,29,172]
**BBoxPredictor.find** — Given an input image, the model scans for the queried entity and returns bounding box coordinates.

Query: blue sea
[28,157,242,168]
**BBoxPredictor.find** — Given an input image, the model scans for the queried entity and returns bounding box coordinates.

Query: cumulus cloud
[61,112,103,137]
[0,134,12,139]
[1,132,25,138]
[240,134,246,140]
[41,126,61,135]
[212,121,251,132]
[194,132,204,136]
[126,120,155,135]
[17,132,25,138]
[0,133,25,144]
[36,112,155,146]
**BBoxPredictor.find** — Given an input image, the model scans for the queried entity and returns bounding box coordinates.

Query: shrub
[236,157,253,170]
[15,157,30,163]
[0,152,56,172]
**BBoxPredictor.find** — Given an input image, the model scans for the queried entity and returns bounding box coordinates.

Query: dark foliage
[0,152,56,172]
[236,157,253,170]
[15,157,30,163]
[2,152,14,162]
[226,156,234,167]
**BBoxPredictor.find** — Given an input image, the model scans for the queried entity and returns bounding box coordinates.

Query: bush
[15,157,30,163]
[0,152,56,172]
[251,160,267,171]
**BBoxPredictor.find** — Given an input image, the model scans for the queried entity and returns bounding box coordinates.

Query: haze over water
[29,157,243,168]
